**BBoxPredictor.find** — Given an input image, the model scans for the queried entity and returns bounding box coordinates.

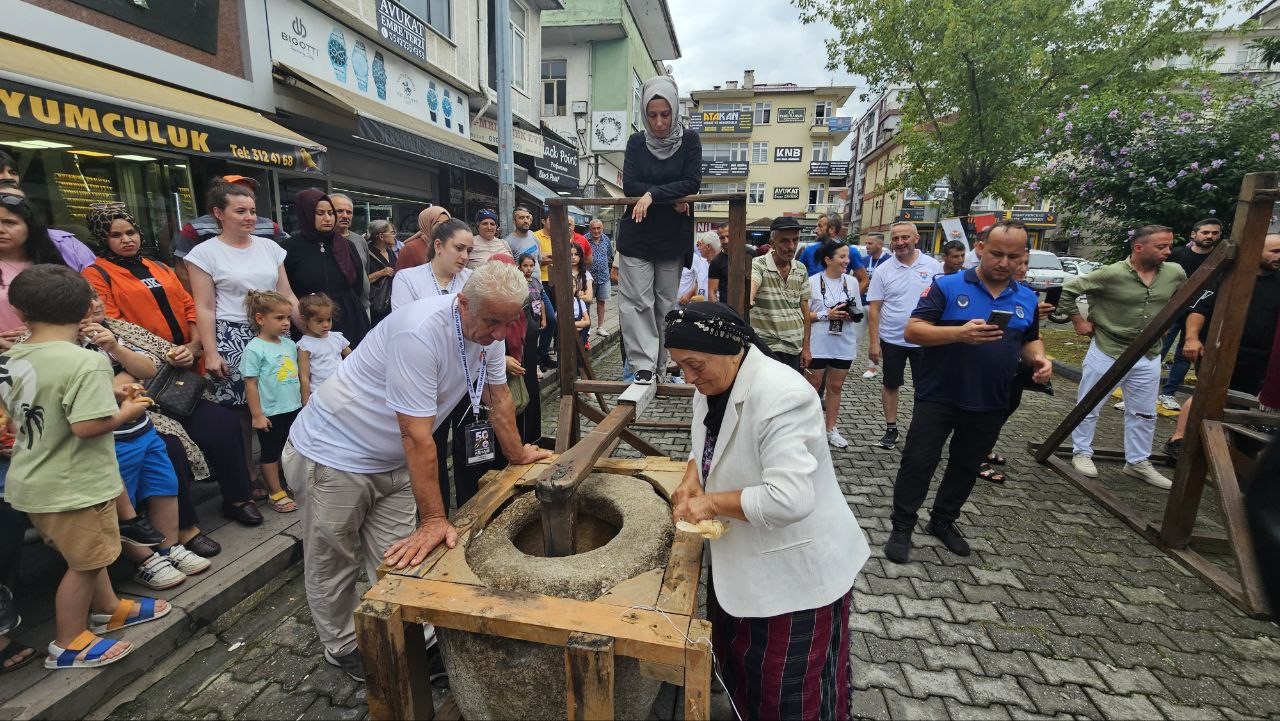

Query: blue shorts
[593,278,612,301]
[116,429,178,506]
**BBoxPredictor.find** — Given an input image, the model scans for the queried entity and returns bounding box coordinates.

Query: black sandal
[0,638,36,674]
[986,452,1007,466]
[978,463,1007,484]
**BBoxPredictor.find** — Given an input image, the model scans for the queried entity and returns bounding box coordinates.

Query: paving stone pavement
[100,335,1280,720]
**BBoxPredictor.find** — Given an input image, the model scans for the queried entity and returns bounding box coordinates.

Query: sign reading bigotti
[268,0,470,139]
[0,79,326,173]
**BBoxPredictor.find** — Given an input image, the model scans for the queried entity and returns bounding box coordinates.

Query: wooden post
[1033,243,1231,463]
[683,619,713,721]
[1200,420,1271,613]
[1162,171,1277,547]
[727,198,749,318]
[565,632,616,721]
[355,599,434,721]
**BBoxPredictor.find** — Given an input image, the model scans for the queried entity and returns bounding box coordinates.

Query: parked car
[1059,257,1099,277]
[1024,250,1067,291]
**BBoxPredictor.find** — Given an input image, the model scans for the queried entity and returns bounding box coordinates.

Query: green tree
[1250,36,1280,67]
[1036,81,1280,259]
[794,0,1225,216]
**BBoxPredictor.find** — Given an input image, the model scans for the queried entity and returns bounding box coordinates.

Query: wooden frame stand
[356,457,711,720]
[1033,172,1277,618]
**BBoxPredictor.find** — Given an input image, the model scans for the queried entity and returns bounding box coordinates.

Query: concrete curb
[1,522,302,721]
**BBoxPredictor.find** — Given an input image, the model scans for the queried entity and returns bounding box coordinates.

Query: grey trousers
[618,253,683,373]
[283,442,416,657]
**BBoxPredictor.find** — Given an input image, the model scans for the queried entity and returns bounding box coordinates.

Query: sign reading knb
[0,79,327,174]
[773,186,800,200]
[777,107,806,123]
[689,110,752,134]
[774,146,803,162]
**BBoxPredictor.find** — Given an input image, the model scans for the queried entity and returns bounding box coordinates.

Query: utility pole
[496,0,516,228]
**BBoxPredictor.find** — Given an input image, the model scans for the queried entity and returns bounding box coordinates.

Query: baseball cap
[769,216,802,231]
[221,175,258,189]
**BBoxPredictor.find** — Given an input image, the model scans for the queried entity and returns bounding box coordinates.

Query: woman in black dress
[364,219,398,327]
[281,189,369,346]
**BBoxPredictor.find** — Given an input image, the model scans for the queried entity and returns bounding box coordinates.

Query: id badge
[464,421,496,466]
[828,319,844,335]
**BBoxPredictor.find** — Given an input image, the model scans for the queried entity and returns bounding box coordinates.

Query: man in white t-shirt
[866,221,944,449]
[281,262,550,682]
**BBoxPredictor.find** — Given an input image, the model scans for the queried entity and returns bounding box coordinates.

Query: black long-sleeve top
[617,129,702,262]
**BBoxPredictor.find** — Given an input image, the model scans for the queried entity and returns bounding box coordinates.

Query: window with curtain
[751,141,769,164]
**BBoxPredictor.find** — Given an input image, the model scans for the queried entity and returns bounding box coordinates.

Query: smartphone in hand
[987,309,1014,330]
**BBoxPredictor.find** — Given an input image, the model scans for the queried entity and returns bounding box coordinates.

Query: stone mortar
[440,473,674,720]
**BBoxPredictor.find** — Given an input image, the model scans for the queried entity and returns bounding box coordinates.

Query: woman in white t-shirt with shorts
[185,183,299,409]
[806,238,863,449]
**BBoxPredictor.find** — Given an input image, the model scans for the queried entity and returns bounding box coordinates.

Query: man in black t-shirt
[1164,232,1280,458]
[705,225,737,305]
[1158,218,1223,409]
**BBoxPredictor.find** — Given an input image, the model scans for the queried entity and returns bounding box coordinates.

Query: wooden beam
[683,619,714,721]
[1222,408,1280,425]
[355,599,435,721]
[575,398,667,457]
[1044,454,1151,536]
[1033,240,1233,464]
[631,418,694,431]
[656,533,705,616]
[1026,443,1175,466]
[546,193,747,207]
[574,332,610,413]
[727,197,749,318]
[565,633,616,721]
[1163,171,1277,547]
[575,379,696,397]
[365,577,694,667]
[1201,421,1271,615]
[556,394,577,453]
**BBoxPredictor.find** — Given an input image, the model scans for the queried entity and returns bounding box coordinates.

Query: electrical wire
[624,604,743,721]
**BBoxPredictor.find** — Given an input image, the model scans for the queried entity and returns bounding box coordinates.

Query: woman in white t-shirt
[806,239,863,449]
[185,184,299,408]
[390,218,474,310]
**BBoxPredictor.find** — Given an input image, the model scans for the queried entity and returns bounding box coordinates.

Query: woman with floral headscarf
[281,188,369,346]
[394,205,451,271]
[617,75,702,385]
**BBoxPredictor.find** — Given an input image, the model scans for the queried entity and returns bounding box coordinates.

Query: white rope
[623,604,743,721]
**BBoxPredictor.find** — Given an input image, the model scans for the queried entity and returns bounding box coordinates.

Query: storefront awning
[516,175,589,220]
[0,38,327,175]
[275,62,505,180]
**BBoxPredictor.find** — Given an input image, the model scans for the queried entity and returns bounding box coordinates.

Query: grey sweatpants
[618,253,683,373]
[284,442,417,657]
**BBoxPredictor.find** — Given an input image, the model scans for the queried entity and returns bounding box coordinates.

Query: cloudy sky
[664,0,866,160]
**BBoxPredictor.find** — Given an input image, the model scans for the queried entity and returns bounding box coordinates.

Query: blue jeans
[1160,321,1191,396]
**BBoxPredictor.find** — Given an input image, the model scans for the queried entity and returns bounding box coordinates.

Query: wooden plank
[1189,530,1233,555]
[1044,454,1151,537]
[1034,240,1234,464]
[1223,408,1280,425]
[638,470,685,503]
[1162,543,1261,618]
[556,394,577,453]
[539,404,638,556]
[638,660,685,685]
[365,577,693,666]
[1223,422,1274,445]
[565,633,616,721]
[656,533,705,616]
[1026,443,1174,467]
[354,599,435,721]
[596,568,665,609]
[549,203,578,400]
[1164,172,1277,546]
[575,379,696,397]
[631,418,694,430]
[1201,421,1271,615]
[575,398,666,458]
[547,192,746,207]
[683,619,714,721]
[421,531,483,585]
[727,197,749,318]
[574,332,610,413]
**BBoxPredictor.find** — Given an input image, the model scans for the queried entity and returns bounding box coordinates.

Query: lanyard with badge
[432,271,458,296]
[454,300,495,465]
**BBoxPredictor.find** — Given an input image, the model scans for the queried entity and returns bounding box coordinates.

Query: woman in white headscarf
[615,75,702,385]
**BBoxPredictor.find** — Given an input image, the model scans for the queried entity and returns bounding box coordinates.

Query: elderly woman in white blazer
[666,302,870,721]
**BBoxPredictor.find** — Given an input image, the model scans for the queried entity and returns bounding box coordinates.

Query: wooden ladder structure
[1032,171,1278,618]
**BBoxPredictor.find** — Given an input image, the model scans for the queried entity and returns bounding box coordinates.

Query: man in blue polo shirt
[884,220,1051,564]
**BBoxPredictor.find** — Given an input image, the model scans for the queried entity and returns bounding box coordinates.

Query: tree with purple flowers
[1036,80,1280,258]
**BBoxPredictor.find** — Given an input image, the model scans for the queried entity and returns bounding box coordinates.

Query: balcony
[811,117,853,136]
[806,203,846,216]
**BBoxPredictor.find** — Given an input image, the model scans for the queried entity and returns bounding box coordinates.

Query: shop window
[0,130,192,259]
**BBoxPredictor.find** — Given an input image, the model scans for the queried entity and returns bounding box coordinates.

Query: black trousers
[519,323,542,444]
[891,400,1007,530]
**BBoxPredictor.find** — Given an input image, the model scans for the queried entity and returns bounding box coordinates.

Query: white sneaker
[1124,461,1173,489]
[827,429,850,448]
[1113,400,1126,411]
[861,369,877,379]
[1071,454,1098,478]
[134,553,185,590]
[595,328,610,338]
[1158,394,1181,411]
[166,544,211,575]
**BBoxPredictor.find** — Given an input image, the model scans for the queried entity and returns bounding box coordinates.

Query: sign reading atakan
[375,0,427,62]
[688,110,752,134]
[0,78,327,173]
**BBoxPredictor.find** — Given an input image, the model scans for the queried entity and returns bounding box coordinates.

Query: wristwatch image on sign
[352,41,369,92]
[442,92,454,129]
[372,51,387,100]
[328,29,348,83]
[427,82,439,123]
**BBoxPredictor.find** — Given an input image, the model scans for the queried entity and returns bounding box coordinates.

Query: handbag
[507,370,530,414]
[145,362,209,418]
